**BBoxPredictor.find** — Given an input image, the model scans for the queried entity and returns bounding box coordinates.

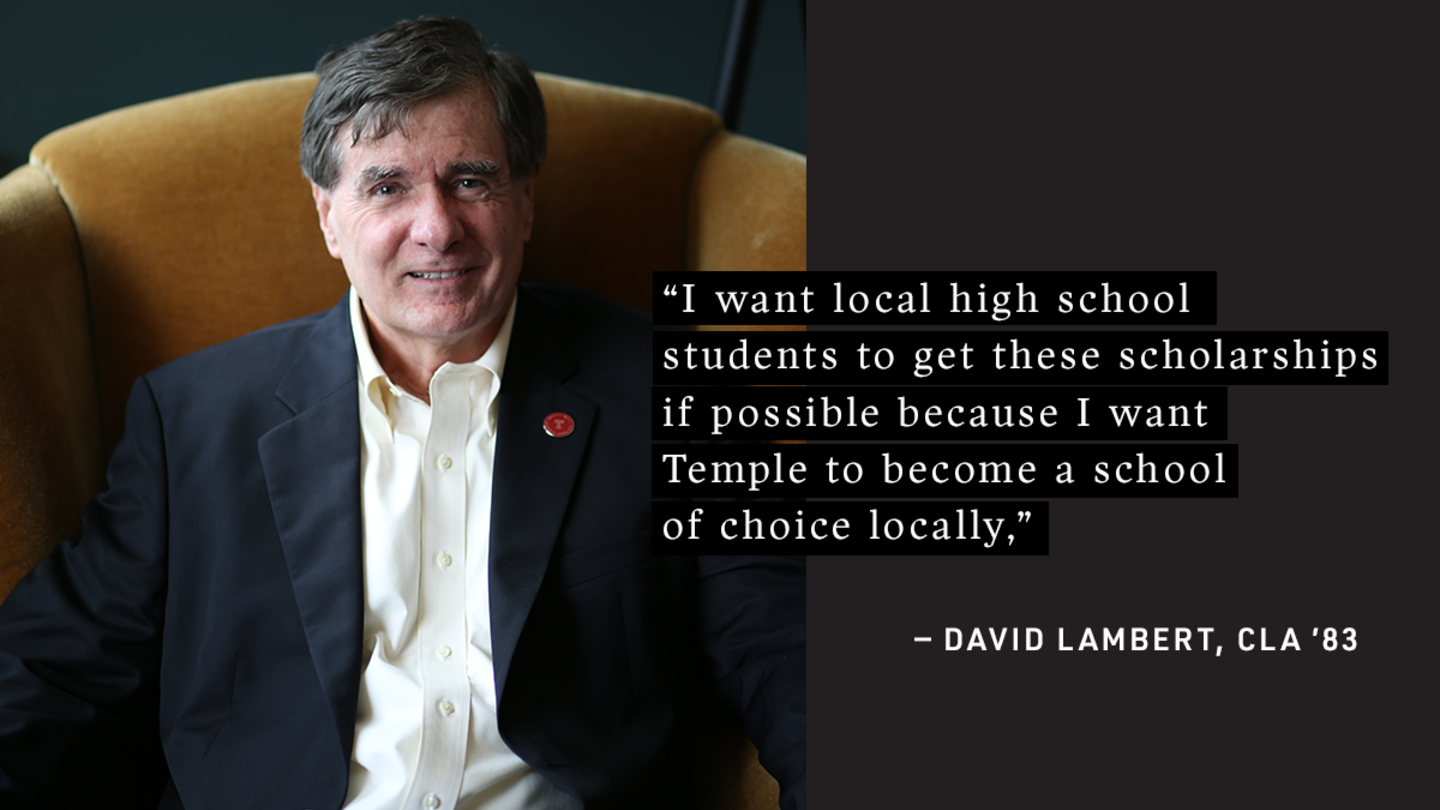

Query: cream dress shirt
[342,288,579,810]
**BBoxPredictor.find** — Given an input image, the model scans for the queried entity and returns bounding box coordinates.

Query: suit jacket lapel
[257,298,364,763]
[489,286,598,702]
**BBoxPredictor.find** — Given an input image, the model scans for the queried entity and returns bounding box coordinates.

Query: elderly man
[0,18,805,810]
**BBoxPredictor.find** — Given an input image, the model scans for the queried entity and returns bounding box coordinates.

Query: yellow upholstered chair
[0,72,804,809]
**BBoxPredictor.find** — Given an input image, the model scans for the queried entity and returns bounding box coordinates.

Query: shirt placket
[404,366,475,810]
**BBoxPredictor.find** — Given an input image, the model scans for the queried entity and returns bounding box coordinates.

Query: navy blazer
[0,285,805,809]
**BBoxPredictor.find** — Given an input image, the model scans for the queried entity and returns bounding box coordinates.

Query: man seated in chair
[0,17,804,810]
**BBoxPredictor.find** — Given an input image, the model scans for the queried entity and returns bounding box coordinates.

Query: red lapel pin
[543,412,575,438]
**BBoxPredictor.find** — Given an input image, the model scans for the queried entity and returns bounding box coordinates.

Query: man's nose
[411,187,464,251]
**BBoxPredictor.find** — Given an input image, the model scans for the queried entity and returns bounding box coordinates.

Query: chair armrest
[0,165,104,601]
[688,132,806,278]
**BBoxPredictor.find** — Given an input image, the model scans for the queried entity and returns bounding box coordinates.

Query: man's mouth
[408,269,468,280]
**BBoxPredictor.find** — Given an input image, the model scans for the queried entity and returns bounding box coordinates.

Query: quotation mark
[1006,510,1033,546]
[663,284,678,297]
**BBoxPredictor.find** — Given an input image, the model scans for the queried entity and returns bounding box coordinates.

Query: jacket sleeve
[0,378,170,808]
[696,553,807,810]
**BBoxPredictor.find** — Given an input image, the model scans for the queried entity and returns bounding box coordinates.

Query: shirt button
[438,699,456,716]
[436,645,452,659]
[436,552,453,568]
[423,794,442,809]
[436,454,452,470]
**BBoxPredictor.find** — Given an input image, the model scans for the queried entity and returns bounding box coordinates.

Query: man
[0,18,805,810]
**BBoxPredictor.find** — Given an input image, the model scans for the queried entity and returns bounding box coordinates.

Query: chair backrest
[0,72,806,590]
[24,72,805,460]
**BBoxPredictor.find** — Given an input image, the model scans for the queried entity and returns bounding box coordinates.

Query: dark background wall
[0,0,805,175]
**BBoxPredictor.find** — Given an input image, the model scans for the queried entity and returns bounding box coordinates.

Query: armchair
[0,72,804,809]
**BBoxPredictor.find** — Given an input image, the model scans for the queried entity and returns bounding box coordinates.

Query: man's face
[313,85,534,359]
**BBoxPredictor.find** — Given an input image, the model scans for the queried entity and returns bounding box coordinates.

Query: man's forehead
[335,91,507,184]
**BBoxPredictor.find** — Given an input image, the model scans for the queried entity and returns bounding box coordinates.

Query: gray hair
[301,17,547,189]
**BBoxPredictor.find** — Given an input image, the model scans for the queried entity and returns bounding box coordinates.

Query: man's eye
[374,184,399,196]
[458,178,487,190]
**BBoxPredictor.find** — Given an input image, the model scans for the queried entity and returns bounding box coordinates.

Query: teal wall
[0,0,805,174]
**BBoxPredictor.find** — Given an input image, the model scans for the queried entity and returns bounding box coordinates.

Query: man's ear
[518,174,536,243]
[311,183,342,259]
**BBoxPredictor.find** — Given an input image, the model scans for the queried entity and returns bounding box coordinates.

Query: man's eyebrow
[358,166,406,184]
[451,160,500,176]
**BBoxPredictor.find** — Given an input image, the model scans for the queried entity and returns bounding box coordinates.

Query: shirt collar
[349,286,517,436]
